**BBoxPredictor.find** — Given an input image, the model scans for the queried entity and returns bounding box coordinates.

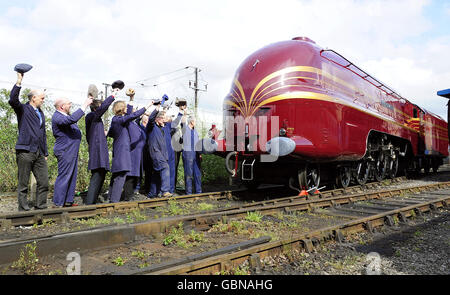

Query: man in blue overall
[52,96,93,207]
[148,111,172,198]
[162,112,183,194]
[182,116,202,195]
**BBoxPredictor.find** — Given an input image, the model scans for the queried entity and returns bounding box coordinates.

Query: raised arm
[93,95,115,119]
[145,108,159,134]
[8,74,24,114]
[115,107,147,126]
[170,113,183,131]
[54,108,85,126]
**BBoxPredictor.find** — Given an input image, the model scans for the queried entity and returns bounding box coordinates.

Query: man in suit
[52,96,92,207]
[84,92,116,205]
[8,72,49,211]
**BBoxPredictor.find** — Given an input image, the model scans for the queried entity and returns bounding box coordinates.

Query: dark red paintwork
[219,37,449,161]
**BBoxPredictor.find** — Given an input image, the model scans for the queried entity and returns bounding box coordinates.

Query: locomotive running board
[242,159,256,181]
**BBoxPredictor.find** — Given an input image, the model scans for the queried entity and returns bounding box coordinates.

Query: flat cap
[14,63,33,74]
[88,84,99,99]
[111,80,125,90]
[175,97,187,107]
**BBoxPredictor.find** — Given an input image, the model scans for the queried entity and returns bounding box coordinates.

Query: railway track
[0,180,448,272]
[131,185,450,275]
[0,177,407,229]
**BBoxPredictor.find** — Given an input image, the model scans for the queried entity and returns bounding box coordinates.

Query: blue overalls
[182,125,202,195]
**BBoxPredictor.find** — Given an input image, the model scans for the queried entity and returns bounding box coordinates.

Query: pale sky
[1,0,449,120]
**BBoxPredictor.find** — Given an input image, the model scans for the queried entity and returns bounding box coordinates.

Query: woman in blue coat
[121,103,155,201]
[84,94,115,205]
[107,100,154,203]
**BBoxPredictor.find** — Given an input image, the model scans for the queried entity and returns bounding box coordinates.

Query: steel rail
[0,177,407,229]
[143,196,450,275]
[0,181,448,266]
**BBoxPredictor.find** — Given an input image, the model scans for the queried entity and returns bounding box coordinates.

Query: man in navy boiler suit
[52,96,93,207]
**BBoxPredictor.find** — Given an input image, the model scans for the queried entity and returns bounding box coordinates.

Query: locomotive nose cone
[266,137,296,157]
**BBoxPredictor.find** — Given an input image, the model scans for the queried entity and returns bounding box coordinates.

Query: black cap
[111,80,125,90]
[14,63,33,74]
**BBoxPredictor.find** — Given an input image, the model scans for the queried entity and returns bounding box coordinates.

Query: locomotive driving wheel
[298,164,320,191]
[423,158,431,175]
[432,159,439,173]
[354,161,369,185]
[336,166,351,189]
[387,154,399,179]
[374,152,388,182]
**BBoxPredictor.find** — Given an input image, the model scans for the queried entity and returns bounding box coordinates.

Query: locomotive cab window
[413,108,418,118]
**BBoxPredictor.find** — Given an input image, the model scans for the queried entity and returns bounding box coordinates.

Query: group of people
[9,72,203,211]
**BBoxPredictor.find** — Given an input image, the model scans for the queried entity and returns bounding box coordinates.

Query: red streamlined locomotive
[215,37,449,191]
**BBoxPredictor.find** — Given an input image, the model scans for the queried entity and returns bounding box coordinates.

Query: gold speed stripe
[252,91,422,134]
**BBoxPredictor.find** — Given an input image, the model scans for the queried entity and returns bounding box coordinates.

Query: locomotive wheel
[298,164,320,190]
[374,153,388,182]
[355,161,369,185]
[432,159,439,173]
[387,156,399,179]
[423,159,430,175]
[336,166,351,189]
[414,158,422,174]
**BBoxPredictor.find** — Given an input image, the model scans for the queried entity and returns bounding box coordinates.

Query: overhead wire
[136,67,189,84]
[139,72,194,88]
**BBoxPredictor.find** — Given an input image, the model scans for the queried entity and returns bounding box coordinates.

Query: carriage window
[413,109,418,118]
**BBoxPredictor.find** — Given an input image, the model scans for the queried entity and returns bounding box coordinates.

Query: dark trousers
[142,146,152,194]
[168,152,176,194]
[108,172,127,203]
[16,151,49,211]
[85,168,107,205]
[121,176,138,201]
